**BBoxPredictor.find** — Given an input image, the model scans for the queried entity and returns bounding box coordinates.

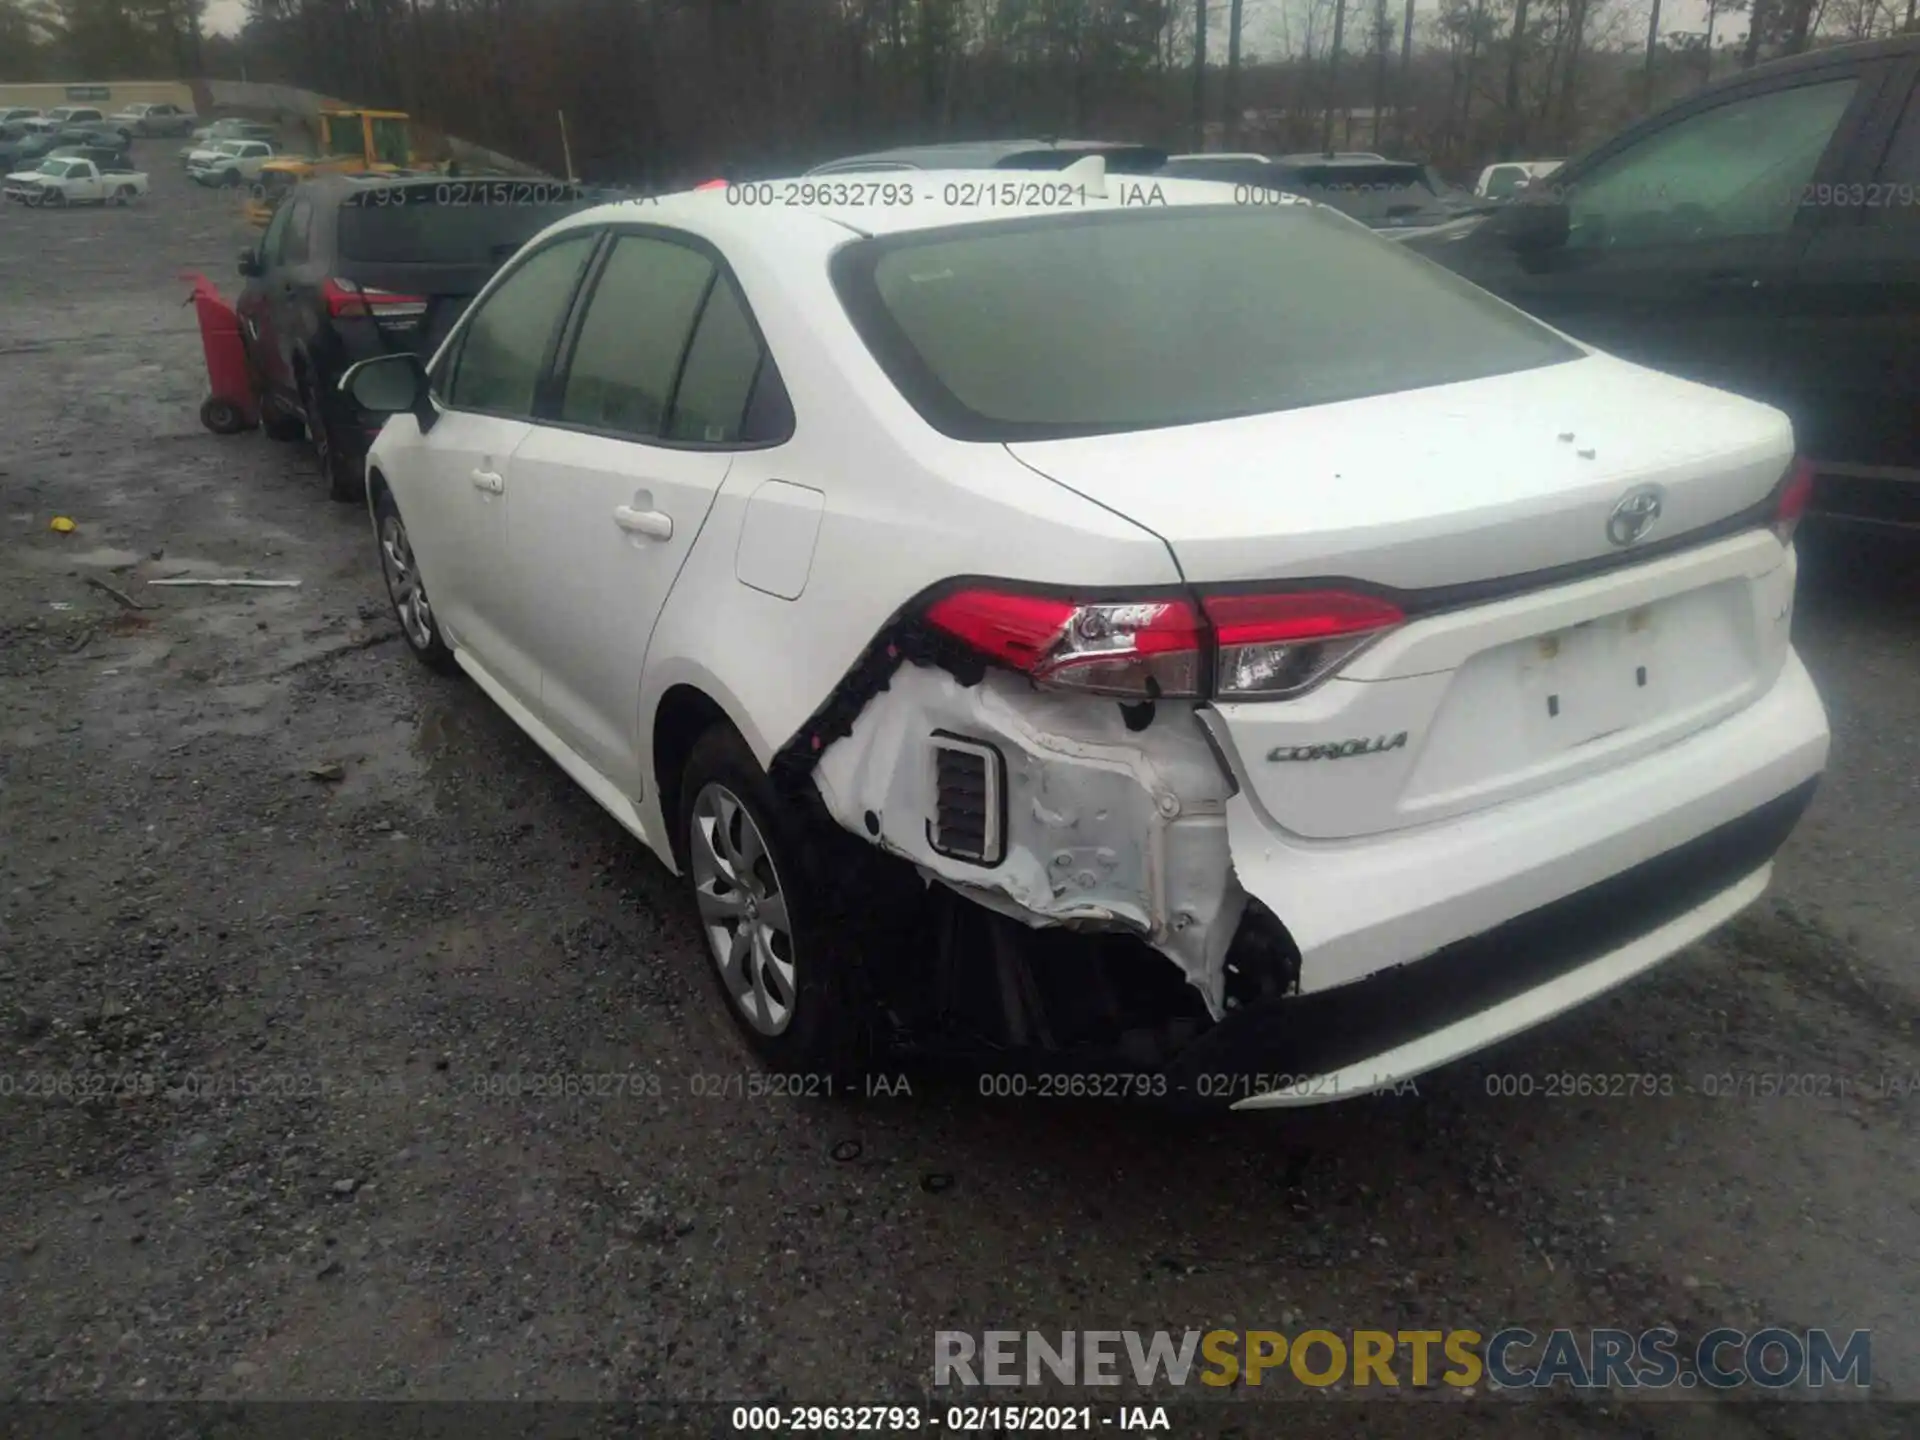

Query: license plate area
[1521,605,1661,752]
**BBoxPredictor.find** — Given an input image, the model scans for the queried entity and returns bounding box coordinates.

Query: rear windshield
[337,187,594,264]
[832,205,1579,441]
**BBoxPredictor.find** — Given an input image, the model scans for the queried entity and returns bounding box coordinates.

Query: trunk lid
[1008,353,1799,840]
[1005,352,1790,591]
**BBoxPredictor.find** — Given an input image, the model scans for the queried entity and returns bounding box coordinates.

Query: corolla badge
[1268,732,1409,763]
[1607,485,1665,547]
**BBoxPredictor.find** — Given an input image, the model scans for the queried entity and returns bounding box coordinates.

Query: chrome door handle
[613,505,672,540]
[470,469,505,494]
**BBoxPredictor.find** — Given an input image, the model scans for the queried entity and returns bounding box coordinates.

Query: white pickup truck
[3,157,148,207]
[186,139,276,186]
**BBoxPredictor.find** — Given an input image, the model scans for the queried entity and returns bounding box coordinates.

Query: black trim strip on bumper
[1163,777,1820,1089]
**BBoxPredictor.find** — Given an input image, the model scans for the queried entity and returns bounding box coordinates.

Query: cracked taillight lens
[1203,590,1404,699]
[924,590,1205,699]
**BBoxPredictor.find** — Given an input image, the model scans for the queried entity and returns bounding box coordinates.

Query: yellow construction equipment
[241,109,420,226]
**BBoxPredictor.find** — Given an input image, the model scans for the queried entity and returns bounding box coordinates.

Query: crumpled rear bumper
[1163,776,1814,1106]
[1214,650,1828,998]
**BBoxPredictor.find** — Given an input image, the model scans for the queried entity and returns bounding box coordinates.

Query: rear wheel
[373,487,454,672]
[678,724,874,1077]
[111,185,134,206]
[298,364,361,503]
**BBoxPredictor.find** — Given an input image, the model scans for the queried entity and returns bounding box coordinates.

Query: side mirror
[237,248,262,278]
[1493,198,1570,254]
[341,353,434,432]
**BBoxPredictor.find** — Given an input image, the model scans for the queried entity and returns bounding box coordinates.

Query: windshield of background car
[832,205,1580,441]
[336,185,594,265]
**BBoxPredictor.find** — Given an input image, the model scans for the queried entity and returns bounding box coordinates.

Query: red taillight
[696,178,728,190]
[924,590,1205,698]
[325,277,428,321]
[1773,457,1815,546]
[1202,590,1403,699]
[923,585,1402,701]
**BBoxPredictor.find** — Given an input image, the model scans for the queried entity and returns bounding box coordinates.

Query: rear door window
[1565,77,1860,248]
[556,235,714,438]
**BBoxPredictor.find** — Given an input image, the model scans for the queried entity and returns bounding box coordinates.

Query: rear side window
[666,278,768,443]
[558,235,714,437]
[447,233,596,418]
[834,206,1578,441]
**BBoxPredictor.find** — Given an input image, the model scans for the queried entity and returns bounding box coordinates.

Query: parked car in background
[807,138,1169,174]
[23,106,105,133]
[1473,160,1565,200]
[108,101,197,138]
[0,107,41,126]
[184,118,276,153]
[341,166,1825,1103]
[1158,153,1471,236]
[189,139,276,186]
[1408,34,1920,528]
[0,129,97,170]
[48,143,135,171]
[235,173,597,499]
[3,156,146,207]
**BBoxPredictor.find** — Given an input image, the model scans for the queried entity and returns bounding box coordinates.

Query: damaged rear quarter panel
[812,664,1246,1015]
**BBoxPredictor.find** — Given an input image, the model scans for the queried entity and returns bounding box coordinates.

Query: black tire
[298,364,362,503]
[221,169,240,188]
[372,486,455,673]
[677,723,875,1078]
[111,185,134,206]
[199,396,251,434]
[42,189,63,208]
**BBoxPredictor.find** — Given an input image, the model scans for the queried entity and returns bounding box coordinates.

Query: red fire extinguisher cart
[181,271,260,435]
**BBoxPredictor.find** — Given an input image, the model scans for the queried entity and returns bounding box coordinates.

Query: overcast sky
[200,0,1731,50]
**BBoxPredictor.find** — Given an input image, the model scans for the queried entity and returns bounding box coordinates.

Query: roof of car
[547,165,1315,251]
[807,139,1162,172]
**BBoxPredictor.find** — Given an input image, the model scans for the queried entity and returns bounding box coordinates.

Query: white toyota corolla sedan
[343,159,1829,1107]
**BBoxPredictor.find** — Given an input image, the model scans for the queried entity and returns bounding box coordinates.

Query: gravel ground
[1,147,1916,1438]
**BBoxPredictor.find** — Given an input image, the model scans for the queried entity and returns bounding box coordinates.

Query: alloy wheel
[378,512,435,652]
[689,782,797,1036]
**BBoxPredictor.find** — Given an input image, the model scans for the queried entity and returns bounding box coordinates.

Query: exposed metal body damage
[810,661,1246,1017]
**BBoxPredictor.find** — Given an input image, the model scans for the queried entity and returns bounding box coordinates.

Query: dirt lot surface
[2,151,1917,1439]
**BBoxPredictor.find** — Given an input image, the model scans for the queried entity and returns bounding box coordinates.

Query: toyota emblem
[1607,486,1665,547]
